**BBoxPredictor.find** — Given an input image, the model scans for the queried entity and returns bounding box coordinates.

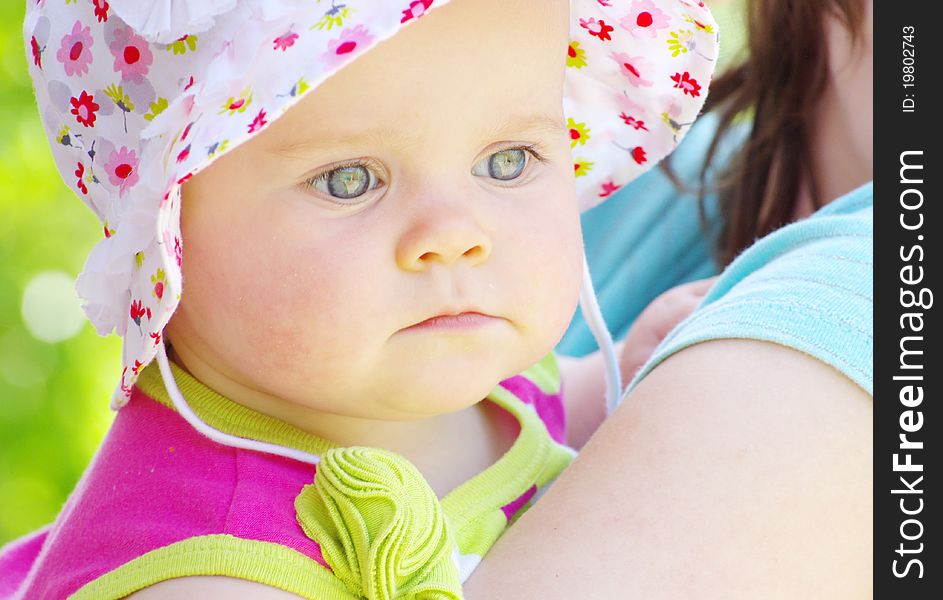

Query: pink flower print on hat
[566,41,587,69]
[109,27,154,82]
[620,0,670,38]
[130,358,145,376]
[220,88,252,115]
[70,91,100,128]
[401,0,434,23]
[579,17,614,41]
[273,31,299,52]
[248,109,268,134]
[56,20,94,77]
[130,299,147,327]
[176,144,191,164]
[598,181,621,199]
[104,146,140,197]
[151,269,166,302]
[322,25,375,68]
[619,112,649,131]
[686,15,716,35]
[671,71,701,97]
[173,237,182,268]
[567,118,590,149]
[30,35,43,69]
[75,162,89,195]
[610,52,653,87]
[93,0,110,23]
[574,159,593,178]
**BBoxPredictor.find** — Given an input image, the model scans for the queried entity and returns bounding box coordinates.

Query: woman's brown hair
[696,0,865,265]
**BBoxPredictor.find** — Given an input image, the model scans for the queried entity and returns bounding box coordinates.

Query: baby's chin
[261,324,553,418]
[374,358,519,417]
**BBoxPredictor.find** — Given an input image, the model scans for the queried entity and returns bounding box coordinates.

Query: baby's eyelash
[510,143,549,165]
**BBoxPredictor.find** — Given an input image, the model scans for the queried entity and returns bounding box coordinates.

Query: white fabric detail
[453,545,483,583]
[579,256,622,415]
[155,339,322,465]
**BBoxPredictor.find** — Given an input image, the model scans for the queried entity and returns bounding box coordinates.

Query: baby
[2,0,717,598]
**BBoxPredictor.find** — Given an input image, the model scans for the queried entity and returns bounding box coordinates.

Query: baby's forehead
[255,33,569,158]
[279,1,568,107]
[264,107,568,161]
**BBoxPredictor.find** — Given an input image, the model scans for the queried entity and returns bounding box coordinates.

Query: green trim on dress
[70,535,359,600]
[76,356,572,598]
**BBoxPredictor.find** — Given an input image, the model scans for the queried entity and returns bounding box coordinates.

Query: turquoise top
[630,181,874,395]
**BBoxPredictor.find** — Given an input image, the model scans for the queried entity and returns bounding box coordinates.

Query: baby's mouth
[399,311,504,333]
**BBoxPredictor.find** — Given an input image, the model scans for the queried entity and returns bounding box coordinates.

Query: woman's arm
[465,339,872,599]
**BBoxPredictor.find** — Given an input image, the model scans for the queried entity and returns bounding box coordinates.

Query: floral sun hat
[24,0,718,412]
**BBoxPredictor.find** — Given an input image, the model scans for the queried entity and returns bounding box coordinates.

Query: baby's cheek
[237,254,343,372]
[237,233,391,393]
[519,192,583,334]
[180,166,371,395]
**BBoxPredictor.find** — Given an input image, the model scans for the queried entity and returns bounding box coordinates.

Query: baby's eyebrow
[484,112,568,140]
[270,112,566,158]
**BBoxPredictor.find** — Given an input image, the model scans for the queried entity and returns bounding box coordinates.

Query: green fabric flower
[296,447,462,599]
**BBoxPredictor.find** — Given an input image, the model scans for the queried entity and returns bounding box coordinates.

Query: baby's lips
[401,305,501,328]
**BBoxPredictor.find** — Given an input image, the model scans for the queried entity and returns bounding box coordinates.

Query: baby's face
[169,0,581,420]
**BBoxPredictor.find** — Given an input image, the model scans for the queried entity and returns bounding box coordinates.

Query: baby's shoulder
[27,389,335,599]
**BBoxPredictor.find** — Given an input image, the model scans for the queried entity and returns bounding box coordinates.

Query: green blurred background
[0,1,744,546]
[1,1,121,546]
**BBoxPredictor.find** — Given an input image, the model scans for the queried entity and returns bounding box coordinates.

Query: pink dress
[0,354,574,599]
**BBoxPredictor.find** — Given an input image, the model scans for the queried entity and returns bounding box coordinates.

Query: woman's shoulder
[630,181,874,395]
[465,338,873,598]
[813,180,873,217]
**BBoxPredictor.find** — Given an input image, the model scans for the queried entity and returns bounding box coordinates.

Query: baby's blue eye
[307,163,381,202]
[325,165,371,198]
[473,148,528,181]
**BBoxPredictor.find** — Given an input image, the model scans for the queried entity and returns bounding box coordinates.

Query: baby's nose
[395,210,492,271]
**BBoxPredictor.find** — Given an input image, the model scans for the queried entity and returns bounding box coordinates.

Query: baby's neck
[166,345,517,497]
